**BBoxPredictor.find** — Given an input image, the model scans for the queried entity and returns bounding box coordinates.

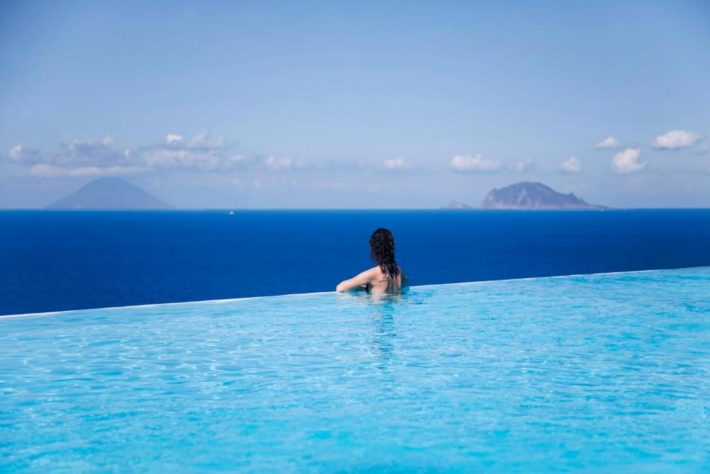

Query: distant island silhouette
[443,201,473,209]
[47,177,172,210]
[482,182,607,210]
[445,182,607,210]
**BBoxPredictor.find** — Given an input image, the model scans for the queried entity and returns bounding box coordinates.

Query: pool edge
[2,265,708,320]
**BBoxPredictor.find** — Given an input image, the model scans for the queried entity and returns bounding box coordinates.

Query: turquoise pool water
[1,268,709,472]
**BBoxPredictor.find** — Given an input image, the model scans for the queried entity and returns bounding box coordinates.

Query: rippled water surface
[1,268,709,472]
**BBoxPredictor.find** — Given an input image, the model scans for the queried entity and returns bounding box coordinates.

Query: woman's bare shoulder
[364,266,385,279]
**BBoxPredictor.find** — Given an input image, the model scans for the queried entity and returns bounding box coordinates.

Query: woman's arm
[336,268,376,292]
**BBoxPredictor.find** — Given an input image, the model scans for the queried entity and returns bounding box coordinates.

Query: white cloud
[9,141,127,166]
[166,133,184,144]
[141,149,222,171]
[143,132,256,171]
[64,138,128,166]
[265,156,292,171]
[9,144,22,159]
[14,132,328,178]
[596,136,620,149]
[651,129,699,150]
[165,131,225,149]
[561,156,582,173]
[383,157,410,171]
[612,148,646,174]
[188,131,225,149]
[17,133,231,176]
[515,158,535,173]
[450,154,501,172]
[30,164,144,178]
[226,154,248,166]
[8,144,41,163]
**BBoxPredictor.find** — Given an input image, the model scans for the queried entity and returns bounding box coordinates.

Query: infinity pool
[1,268,709,472]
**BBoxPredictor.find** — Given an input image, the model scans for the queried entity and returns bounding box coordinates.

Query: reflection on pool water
[1,268,709,472]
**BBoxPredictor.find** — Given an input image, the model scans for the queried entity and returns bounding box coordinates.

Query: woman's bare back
[336,265,403,294]
[367,266,403,294]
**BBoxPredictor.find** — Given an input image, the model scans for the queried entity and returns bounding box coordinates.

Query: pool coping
[2,266,707,320]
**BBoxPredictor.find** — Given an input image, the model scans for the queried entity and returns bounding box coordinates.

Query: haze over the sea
[1,1,709,208]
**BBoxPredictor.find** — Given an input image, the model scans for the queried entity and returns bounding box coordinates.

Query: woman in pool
[336,228,405,293]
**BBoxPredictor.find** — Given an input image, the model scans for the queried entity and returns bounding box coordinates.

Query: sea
[1,209,709,316]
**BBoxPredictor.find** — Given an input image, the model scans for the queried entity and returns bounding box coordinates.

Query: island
[46,177,172,210]
[481,182,607,210]
[442,201,473,209]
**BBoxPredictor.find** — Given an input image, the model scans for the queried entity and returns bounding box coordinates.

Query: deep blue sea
[1,209,709,315]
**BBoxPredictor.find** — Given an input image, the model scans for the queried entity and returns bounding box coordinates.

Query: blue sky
[1,0,709,208]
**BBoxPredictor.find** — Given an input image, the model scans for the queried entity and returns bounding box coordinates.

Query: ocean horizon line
[2,207,710,212]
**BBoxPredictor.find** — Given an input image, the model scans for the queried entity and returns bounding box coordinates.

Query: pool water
[1,268,709,472]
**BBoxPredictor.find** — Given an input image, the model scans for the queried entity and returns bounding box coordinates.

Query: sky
[1,0,709,208]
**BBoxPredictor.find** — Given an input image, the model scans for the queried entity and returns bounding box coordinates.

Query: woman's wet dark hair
[369,228,399,278]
